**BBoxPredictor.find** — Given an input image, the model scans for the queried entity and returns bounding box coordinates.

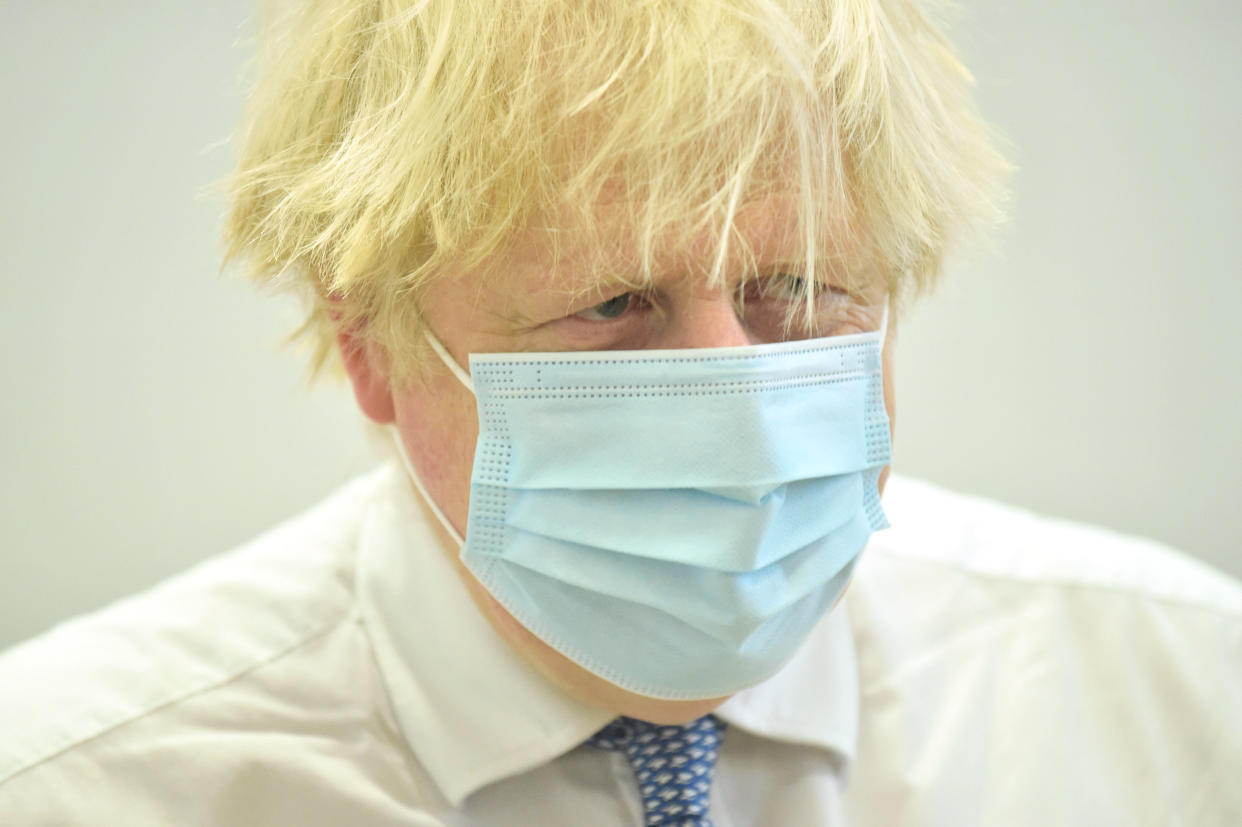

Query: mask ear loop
[388,327,474,547]
[391,426,466,546]
[424,327,474,392]
[879,299,890,350]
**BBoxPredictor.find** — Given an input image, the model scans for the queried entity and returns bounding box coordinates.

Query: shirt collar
[357,462,859,806]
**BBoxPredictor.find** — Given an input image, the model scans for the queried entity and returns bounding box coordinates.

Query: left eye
[754,273,809,301]
[574,293,634,321]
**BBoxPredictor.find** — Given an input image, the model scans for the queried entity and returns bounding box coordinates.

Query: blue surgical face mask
[394,310,891,700]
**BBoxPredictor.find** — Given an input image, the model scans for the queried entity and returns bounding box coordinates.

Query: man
[2,0,1239,824]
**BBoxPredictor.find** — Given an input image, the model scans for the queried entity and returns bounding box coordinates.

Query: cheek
[392,370,480,534]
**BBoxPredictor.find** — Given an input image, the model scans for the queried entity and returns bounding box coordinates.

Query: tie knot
[588,714,726,826]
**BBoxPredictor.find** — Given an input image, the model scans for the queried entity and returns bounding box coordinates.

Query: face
[339,194,897,724]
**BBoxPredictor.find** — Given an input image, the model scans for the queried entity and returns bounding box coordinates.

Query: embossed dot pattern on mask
[588,714,726,826]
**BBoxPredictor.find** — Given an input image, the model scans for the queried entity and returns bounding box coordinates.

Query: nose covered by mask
[394,312,891,701]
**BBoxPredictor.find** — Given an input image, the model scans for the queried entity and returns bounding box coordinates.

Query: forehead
[483,189,870,304]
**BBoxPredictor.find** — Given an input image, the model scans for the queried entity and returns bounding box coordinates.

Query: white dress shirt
[1,463,1239,826]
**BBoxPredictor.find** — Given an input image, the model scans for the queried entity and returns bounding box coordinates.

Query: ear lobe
[336,327,396,425]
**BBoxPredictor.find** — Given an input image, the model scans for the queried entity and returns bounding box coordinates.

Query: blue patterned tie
[588,714,726,826]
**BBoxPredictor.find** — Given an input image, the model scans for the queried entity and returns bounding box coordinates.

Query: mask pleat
[495,473,863,572]
[481,373,886,490]
[470,509,872,648]
[466,548,855,699]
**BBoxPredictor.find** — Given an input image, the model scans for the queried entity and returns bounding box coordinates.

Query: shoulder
[851,473,1242,676]
[0,464,410,820]
[865,474,1242,612]
[843,475,1242,824]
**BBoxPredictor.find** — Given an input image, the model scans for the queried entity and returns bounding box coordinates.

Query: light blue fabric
[447,330,891,700]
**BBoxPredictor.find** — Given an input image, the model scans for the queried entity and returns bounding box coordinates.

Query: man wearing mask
[2,0,1239,824]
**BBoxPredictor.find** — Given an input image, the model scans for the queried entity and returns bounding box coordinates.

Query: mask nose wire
[427,299,889,376]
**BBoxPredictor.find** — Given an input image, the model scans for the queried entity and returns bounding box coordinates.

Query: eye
[756,272,809,301]
[738,272,810,308]
[739,271,869,341]
[573,292,635,321]
[746,272,856,306]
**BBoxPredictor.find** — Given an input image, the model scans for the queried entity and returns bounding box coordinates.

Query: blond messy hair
[224,0,1009,385]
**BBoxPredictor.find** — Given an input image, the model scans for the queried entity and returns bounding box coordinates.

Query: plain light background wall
[1,1,1239,650]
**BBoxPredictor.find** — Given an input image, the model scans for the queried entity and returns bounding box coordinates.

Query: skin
[337,194,897,725]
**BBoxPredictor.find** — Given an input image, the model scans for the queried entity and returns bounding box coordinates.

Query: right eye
[573,292,636,321]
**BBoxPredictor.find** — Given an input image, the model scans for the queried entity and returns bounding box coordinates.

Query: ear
[336,325,396,425]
